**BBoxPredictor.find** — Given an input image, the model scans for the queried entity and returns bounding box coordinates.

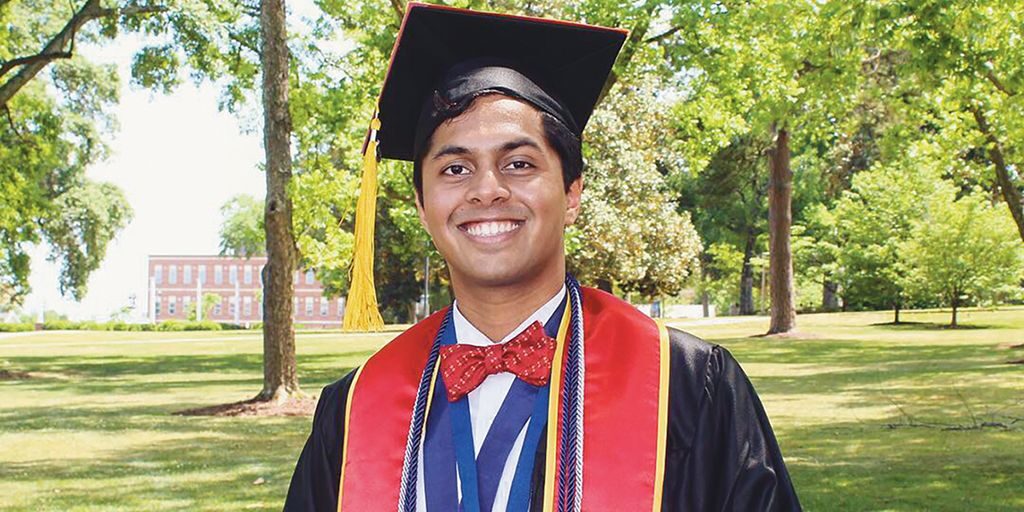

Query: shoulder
[311,369,358,431]
[665,327,717,404]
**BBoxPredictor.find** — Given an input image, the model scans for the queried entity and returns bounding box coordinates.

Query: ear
[415,189,431,236]
[564,177,583,226]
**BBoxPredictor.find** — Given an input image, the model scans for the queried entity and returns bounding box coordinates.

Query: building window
[244,265,253,285]
[198,265,207,284]
[168,266,177,285]
[214,265,223,285]
[168,296,177,315]
[337,298,345,317]
[258,299,263,317]
[305,297,314,316]
[155,297,161,316]
[213,297,222,316]
[183,296,191,312]
[293,271,299,284]
[293,297,298,315]
[304,269,315,285]
[154,265,163,285]
[243,296,252,316]
[229,265,238,285]
[183,265,192,284]
[319,298,328,316]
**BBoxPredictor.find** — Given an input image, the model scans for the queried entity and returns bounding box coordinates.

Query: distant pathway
[0,330,397,350]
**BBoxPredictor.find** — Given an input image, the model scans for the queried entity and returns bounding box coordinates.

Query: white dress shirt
[416,285,567,512]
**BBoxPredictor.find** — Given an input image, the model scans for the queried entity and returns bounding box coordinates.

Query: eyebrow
[429,137,543,161]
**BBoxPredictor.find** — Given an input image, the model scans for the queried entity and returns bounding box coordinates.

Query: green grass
[1,307,1021,511]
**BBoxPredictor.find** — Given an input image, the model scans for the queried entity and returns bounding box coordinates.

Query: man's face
[416,95,582,290]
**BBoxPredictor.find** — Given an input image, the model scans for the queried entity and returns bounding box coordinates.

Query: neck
[450,263,565,342]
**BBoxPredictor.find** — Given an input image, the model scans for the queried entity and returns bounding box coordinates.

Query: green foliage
[0,1,138,307]
[154,319,223,331]
[829,155,934,311]
[571,78,702,298]
[901,185,1024,324]
[218,194,265,257]
[697,242,745,313]
[0,322,34,332]
[185,292,222,321]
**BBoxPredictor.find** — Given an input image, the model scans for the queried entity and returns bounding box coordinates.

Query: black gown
[283,328,802,511]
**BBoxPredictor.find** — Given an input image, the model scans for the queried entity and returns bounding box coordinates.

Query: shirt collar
[452,284,567,346]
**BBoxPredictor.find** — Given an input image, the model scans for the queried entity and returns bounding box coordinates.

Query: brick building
[146,255,344,328]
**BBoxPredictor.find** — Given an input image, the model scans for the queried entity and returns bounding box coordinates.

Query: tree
[218,194,265,257]
[569,77,702,298]
[0,0,165,106]
[658,1,868,333]
[675,135,770,315]
[257,0,300,401]
[186,292,221,321]
[902,184,1024,327]
[830,154,935,322]
[0,1,143,307]
[876,0,1024,242]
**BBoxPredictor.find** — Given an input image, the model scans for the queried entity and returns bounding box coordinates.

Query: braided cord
[398,311,448,512]
[556,275,586,512]
[569,277,586,512]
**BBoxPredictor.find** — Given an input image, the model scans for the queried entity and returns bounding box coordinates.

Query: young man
[285,4,800,511]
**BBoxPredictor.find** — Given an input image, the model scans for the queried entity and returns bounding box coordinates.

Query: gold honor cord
[541,303,572,512]
[336,366,365,512]
[343,115,385,331]
[653,320,670,511]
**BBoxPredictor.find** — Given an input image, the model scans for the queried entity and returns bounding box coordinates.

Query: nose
[466,167,510,205]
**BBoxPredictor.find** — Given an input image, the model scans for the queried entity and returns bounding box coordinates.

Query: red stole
[336,287,669,511]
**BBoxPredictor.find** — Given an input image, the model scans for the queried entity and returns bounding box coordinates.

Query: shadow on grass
[0,420,307,511]
[780,417,1024,511]
[871,321,995,330]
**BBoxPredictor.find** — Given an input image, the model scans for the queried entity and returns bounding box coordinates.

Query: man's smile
[458,219,525,239]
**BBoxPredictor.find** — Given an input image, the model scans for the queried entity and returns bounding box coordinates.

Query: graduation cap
[344,2,627,331]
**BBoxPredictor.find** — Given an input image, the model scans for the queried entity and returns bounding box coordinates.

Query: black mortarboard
[344,3,626,331]
[377,2,628,161]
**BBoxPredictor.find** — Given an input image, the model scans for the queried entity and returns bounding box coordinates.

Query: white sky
[20,3,326,321]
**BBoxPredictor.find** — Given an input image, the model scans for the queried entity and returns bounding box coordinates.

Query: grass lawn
[1,307,1022,511]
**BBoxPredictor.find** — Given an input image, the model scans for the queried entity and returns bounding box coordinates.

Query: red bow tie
[439,321,557,402]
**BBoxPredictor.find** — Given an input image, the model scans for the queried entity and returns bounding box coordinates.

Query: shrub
[0,322,34,332]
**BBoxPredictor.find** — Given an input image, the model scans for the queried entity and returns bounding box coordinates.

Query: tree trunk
[766,126,797,334]
[971,107,1024,243]
[822,280,839,312]
[739,230,756,315]
[893,301,901,324]
[950,294,959,328]
[701,291,710,318]
[257,0,300,402]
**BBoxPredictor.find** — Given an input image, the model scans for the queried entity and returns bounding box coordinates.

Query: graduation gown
[284,327,801,511]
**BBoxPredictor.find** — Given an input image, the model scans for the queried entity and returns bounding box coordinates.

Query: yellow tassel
[343,116,385,331]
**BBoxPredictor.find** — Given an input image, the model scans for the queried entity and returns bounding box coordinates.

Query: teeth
[466,221,519,237]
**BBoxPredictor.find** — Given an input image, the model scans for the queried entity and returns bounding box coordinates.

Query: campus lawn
[1,307,1021,511]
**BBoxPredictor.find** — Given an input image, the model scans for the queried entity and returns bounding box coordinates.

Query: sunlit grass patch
[0,306,1021,511]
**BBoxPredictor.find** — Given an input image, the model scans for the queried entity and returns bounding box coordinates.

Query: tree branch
[595,0,659,107]
[644,25,683,44]
[985,70,1017,97]
[0,0,166,107]
[229,31,259,56]
[970,106,1024,242]
[389,0,405,22]
[0,51,73,78]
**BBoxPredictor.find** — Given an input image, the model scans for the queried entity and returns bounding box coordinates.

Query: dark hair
[413,92,583,201]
